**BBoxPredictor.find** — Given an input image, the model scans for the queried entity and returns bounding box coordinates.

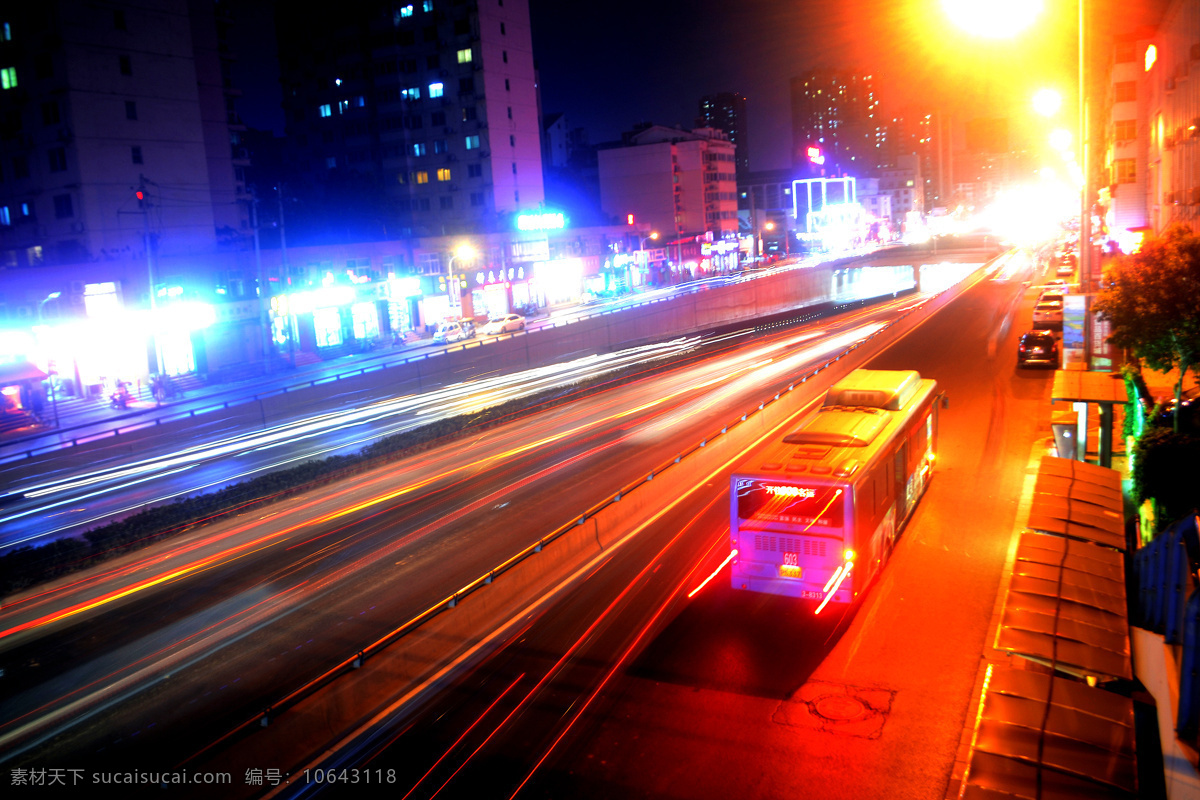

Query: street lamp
[638,232,659,286]
[445,243,476,319]
[36,291,61,429]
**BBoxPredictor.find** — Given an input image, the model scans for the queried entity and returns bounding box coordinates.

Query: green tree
[1094,224,1200,432]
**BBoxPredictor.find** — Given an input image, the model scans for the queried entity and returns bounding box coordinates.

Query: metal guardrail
[183,251,996,767]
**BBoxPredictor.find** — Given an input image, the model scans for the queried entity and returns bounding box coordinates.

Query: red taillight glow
[815,561,853,615]
[688,549,737,599]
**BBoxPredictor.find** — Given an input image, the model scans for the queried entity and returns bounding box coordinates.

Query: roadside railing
[0,250,886,465]
[181,251,996,768]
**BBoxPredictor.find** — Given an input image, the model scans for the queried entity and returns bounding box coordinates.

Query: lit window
[356,96,365,107]
[0,206,9,225]
[400,4,414,16]
[338,99,349,113]
[402,87,420,100]
[0,66,16,90]
[429,82,444,98]
[319,103,332,117]
[413,142,426,156]
[433,139,447,154]
[457,48,472,64]
[415,170,429,184]
[423,0,433,10]
[437,167,451,181]
[465,135,479,150]
[1,23,10,41]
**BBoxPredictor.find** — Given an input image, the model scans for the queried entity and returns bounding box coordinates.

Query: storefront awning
[0,361,47,385]
[960,667,1137,799]
[996,532,1131,683]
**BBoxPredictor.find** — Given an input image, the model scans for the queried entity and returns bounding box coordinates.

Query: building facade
[790,70,881,177]
[598,124,738,242]
[698,92,749,176]
[275,0,544,242]
[0,0,244,271]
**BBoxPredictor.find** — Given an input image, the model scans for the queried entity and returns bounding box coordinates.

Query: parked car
[483,313,526,335]
[433,320,468,344]
[1032,299,1064,328]
[1017,330,1059,368]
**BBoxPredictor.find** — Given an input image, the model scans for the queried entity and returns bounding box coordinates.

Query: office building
[0,0,245,272]
[790,70,881,176]
[275,0,545,242]
[698,92,749,176]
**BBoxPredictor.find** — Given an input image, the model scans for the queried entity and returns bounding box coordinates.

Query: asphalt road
[0,289,943,778]
[281,255,1048,800]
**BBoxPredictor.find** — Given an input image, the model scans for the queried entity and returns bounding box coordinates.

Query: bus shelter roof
[1051,370,1129,406]
[1028,457,1126,551]
[959,667,1136,799]
[996,532,1131,683]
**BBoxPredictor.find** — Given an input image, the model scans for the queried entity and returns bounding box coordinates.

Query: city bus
[729,369,943,613]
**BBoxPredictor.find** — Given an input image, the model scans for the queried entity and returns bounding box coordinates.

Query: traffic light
[136,189,145,209]
[627,213,635,225]
[806,146,825,166]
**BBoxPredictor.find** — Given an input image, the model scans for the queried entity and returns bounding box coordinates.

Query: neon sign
[764,485,815,499]
[516,212,565,231]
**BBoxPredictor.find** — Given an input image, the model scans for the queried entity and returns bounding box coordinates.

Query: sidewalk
[944,370,1200,799]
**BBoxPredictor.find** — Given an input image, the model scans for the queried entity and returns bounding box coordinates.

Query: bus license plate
[801,590,823,599]
[780,553,801,579]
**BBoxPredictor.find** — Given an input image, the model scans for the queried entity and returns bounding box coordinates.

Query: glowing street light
[940,0,1042,39]
[1049,128,1072,152]
[445,243,476,318]
[1033,88,1063,118]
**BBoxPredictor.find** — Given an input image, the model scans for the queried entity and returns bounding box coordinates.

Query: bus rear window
[734,479,845,528]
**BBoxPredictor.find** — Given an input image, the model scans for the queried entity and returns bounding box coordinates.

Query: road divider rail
[182,253,1001,772]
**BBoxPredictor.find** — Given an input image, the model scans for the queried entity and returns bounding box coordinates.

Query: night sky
[235,0,1139,173]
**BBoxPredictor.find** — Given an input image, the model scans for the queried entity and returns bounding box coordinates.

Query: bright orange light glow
[1049,128,1072,152]
[942,0,1042,39]
[844,549,856,562]
[1032,88,1062,117]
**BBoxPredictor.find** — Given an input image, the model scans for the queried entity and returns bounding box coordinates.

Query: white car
[1032,299,1063,328]
[433,321,467,344]
[483,313,525,335]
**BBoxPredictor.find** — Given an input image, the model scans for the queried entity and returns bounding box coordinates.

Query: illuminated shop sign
[516,212,565,231]
[475,266,526,285]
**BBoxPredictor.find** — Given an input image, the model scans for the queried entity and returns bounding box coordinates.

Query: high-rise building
[698,92,748,176]
[880,109,939,212]
[0,0,245,269]
[275,0,545,243]
[790,70,881,177]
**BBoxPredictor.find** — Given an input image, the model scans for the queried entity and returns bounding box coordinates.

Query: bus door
[893,442,909,521]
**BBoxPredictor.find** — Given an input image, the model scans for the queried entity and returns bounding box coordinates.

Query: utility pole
[139,175,165,375]
[249,188,273,374]
[277,184,295,366]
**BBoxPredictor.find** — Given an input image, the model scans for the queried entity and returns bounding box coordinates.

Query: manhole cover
[814,694,867,721]
[773,680,896,739]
